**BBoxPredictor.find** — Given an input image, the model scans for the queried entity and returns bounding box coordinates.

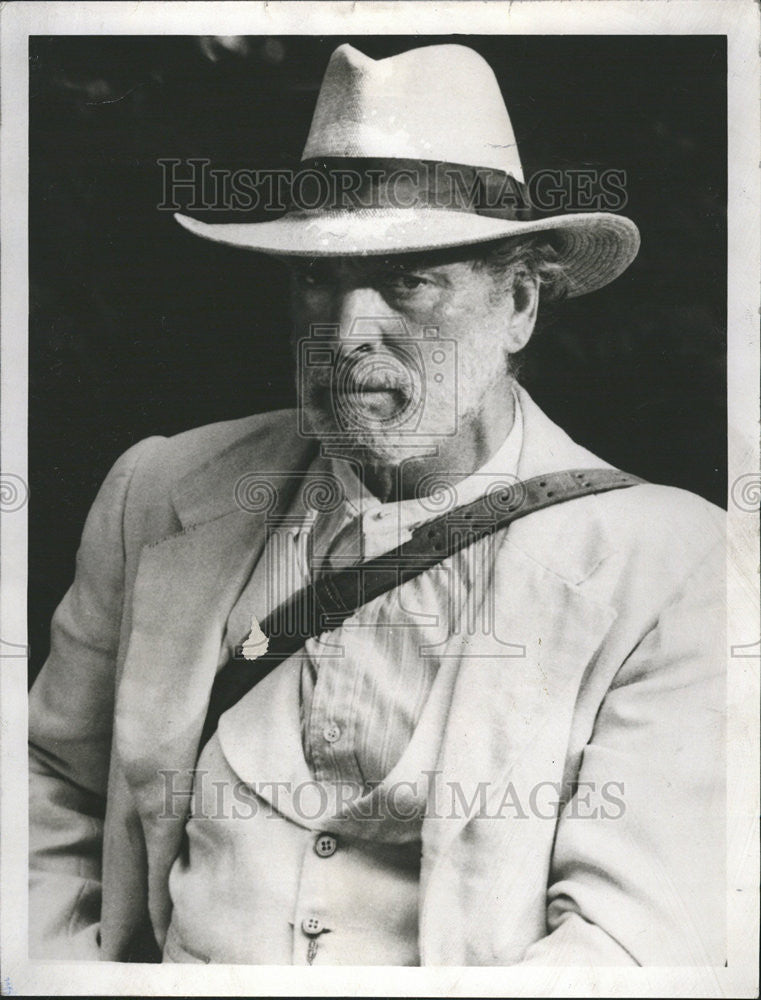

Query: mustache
[308,353,415,394]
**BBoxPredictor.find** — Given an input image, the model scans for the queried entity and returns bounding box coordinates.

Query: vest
[162,647,463,964]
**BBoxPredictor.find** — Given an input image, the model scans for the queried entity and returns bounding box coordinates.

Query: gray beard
[303,404,439,467]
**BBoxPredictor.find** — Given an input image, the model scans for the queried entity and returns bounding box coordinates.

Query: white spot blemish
[241,614,269,661]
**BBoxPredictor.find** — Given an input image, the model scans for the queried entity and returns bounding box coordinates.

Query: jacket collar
[509,384,616,584]
[169,411,318,530]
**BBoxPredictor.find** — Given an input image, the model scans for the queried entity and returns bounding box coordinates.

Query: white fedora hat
[175,43,640,297]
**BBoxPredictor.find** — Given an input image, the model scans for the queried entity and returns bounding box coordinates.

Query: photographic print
[1,2,758,997]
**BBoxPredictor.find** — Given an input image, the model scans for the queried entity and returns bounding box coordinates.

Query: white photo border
[1,2,758,996]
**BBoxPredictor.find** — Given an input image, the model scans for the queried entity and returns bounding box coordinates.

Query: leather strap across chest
[198,466,645,752]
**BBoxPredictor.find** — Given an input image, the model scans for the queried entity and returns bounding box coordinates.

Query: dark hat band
[285,157,534,221]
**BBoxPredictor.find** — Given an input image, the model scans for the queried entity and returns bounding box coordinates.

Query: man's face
[288,251,531,465]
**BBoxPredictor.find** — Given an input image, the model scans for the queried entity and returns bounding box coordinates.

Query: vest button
[301,915,324,936]
[314,834,338,858]
[323,722,341,743]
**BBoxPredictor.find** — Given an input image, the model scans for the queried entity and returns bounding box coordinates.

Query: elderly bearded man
[29,43,725,966]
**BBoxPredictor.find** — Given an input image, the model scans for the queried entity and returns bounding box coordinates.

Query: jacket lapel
[115,421,315,940]
[116,509,270,936]
[419,386,621,962]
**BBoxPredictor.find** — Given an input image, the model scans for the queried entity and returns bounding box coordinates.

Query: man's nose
[334,286,398,350]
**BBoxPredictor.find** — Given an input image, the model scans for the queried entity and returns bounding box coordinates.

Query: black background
[29,35,727,681]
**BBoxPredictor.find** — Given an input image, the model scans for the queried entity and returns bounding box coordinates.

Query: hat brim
[174,209,640,298]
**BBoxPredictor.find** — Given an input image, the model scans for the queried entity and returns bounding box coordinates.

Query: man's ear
[505,276,539,353]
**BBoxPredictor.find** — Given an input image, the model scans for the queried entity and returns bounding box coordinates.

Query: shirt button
[301,915,324,936]
[314,834,338,858]
[323,722,341,743]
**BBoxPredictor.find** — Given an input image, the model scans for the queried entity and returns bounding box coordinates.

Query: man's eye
[384,274,428,292]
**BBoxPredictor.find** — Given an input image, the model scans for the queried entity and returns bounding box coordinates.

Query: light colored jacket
[29,387,726,965]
